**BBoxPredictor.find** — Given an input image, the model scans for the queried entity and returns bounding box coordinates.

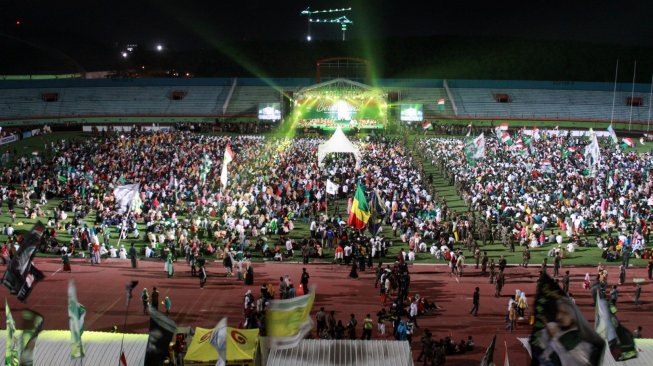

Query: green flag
[20,309,44,366]
[58,175,68,183]
[5,301,19,366]
[68,280,86,359]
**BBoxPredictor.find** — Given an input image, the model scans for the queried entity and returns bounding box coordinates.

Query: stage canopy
[317,126,361,168]
[293,78,387,131]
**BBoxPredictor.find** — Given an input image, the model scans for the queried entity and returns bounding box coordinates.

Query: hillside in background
[2,35,653,82]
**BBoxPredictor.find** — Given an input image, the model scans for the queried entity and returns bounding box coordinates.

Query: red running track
[3,258,653,365]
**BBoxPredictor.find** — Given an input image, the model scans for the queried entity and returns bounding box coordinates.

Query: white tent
[317,126,361,168]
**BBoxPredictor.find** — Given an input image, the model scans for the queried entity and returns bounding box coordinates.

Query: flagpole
[646,74,653,132]
[610,59,619,124]
[629,60,636,131]
[118,292,133,366]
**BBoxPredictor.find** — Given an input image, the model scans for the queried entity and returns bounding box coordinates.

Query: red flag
[120,351,127,366]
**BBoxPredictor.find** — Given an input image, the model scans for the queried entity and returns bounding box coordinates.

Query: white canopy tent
[317,126,361,168]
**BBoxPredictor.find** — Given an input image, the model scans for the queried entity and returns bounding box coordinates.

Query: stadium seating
[224,86,281,116]
[397,88,455,117]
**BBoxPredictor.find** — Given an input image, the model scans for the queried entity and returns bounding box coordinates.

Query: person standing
[165,252,174,278]
[151,286,160,312]
[634,284,642,306]
[198,256,207,289]
[481,252,488,274]
[316,307,327,337]
[553,253,561,278]
[302,244,310,265]
[610,285,619,306]
[522,247,531,268]
[474,247,481,269]
[129,243,137,269]
[648,258,653,280]
[300,267,310,294]
[347,314,358,340]
[327,310,336,338]
[376,308,387,336]
[619,265,626,285]
[470,287,480,316]
[141,288,150,314]
[562,271,570,294]
[164,296,171,315]
[495,271,504,297]
[362,314,373,340]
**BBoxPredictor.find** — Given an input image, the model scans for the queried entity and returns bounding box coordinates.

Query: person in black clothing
[335,320,345,340]
[347,314,357,339]
[648,258,653,280]
[349,260,359,279]
[151,286,160,312]
[198,256,207,289]
[300,267,310,294]
[562,271,570,294]
[129,243,137,268]
[470,287,480,316]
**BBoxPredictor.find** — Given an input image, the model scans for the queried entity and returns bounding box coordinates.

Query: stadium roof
[0,330,147,366]
[266,339,413,366]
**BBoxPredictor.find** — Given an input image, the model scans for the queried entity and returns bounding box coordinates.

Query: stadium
[3,2,653,366]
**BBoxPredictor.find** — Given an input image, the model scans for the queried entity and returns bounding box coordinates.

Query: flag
[326,180,339,195]
[2,222,46,303]
[5,301,19,366]
[20,309,44,366]
[113,184,140,214]
[499,122,509,130]
[58,175,68,183]
[621,137,635,148]
[68,280,86,359]
[501,132,514,146]
[144,307,177,366]
[266,288,316,350]
[220,143,235,188]
[210,318,228,366]
[607,124,619,144]
[347,184,371,230]
[472,133,486,159]
[529,273,604,365]
[504,341,510,366]
[541,159,553,174]
[480,335,496,366]
[422,121,432,130]
[595,293,638,361]
[120,351,127,366]
[533,127,541,141]
[437,98,445,110]
[368,188,387,236]
[584,129,601,172]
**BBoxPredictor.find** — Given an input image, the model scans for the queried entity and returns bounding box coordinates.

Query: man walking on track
[301,268,310,294]
[470,287,480,316]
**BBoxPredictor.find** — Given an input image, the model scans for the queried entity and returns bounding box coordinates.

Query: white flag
[473,133,486,159]
[210,318,228,366]
[326,180,339,195]
[584,129,600,171]
[220,144,234,188]
[113,184,140,214]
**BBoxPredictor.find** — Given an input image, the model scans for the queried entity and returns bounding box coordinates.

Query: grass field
[0,130,648,267]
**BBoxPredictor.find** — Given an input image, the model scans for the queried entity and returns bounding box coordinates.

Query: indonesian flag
[437,98,445,105]
[622,137,635,148]
[422,121,432,130]
[501,132,513,145]
[220,143,234,188]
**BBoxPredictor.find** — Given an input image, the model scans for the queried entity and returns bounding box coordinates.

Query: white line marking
[50,268,61,277]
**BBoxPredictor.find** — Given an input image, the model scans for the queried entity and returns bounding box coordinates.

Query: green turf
[1,131,647,267]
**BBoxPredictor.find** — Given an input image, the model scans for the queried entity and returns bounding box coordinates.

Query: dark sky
[1,0,653,49]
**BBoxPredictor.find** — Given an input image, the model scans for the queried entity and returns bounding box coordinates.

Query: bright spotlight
[156,44,163,52]
[121,52,128,58]
[307,35,312,41]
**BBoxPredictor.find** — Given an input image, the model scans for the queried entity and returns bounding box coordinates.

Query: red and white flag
[120,351,127,366]
[622,137,635,148]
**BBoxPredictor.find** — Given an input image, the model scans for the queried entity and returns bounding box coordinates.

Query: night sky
[2,0,653,48]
